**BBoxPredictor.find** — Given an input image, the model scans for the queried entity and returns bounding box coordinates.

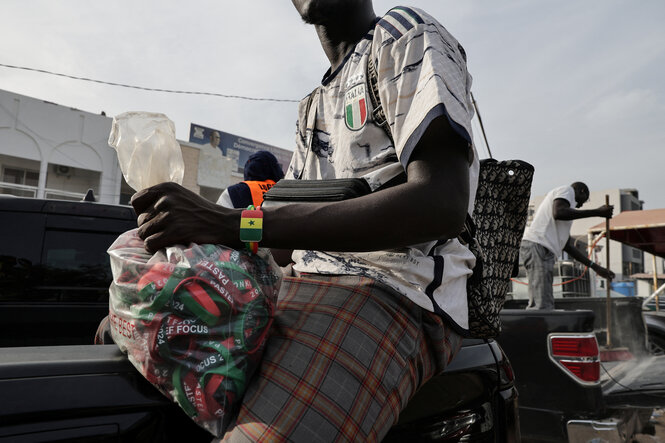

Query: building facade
[0,89,121,203]
[0,89,290,205]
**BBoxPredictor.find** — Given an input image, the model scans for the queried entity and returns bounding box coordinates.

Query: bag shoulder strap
[298,87,320,179]
[366,36,406,191]
[303,86,318,128]
[366,43,394,147]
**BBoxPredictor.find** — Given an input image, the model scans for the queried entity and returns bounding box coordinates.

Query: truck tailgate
[602,355,665,408]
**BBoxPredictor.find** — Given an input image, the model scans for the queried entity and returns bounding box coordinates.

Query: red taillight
[549,334,600,384]
[551,336,599,357]
[559,360,600,382]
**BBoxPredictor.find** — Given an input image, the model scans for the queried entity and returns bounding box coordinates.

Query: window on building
[622,261,643,277]
[623,262,631,277]
[2,167,39,186]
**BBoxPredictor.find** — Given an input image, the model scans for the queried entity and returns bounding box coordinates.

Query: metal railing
[643,282,665,311]
[44,188,86,201]
[0,182,86,201]
[0,182,37,198]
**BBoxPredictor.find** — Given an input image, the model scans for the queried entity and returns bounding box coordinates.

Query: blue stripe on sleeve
[387,11,414,32]
[377,18,403,40]
[393,6,425,25]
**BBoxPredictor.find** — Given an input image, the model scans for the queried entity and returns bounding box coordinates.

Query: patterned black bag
[465,159,534,338]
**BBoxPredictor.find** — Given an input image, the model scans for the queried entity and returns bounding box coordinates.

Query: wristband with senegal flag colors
[240,205,262,254]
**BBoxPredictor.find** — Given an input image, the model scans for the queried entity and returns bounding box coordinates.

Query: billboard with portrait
[189,123,292,189]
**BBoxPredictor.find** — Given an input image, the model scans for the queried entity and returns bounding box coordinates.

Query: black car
[0,196,520,441]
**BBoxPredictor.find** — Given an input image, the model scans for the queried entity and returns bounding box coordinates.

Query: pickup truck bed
[0,339,519,442]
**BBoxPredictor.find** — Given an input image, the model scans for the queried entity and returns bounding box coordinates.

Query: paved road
[634,409,665,442]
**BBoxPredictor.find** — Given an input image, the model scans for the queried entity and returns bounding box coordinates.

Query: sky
[2,0,664,207]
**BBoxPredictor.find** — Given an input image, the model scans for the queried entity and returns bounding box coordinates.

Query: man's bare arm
[552,199,613,221]
[563,238,615,280]
[132,115,470,254]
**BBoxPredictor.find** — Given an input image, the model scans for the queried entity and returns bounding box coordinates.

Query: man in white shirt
[521,182,614,309]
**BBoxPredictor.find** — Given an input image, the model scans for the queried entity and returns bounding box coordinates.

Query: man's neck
[314,5,376,72]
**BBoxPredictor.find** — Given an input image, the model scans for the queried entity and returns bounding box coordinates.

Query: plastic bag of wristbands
[107,112,281,437]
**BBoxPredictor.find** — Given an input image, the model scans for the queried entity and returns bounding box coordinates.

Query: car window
[0,208,135,303]
[40,229,119,302]
[0,212,46,301]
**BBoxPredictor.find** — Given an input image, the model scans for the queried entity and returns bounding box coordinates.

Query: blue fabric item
[226,151,285,209]
[243,151,285,182]
[227,182,253,209]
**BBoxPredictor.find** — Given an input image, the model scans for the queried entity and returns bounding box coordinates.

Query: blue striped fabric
[386,10,414,32]
[377,17,403,40]
[393,6,425,24]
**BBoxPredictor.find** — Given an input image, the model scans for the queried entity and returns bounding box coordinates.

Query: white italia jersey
[287,6,480,333]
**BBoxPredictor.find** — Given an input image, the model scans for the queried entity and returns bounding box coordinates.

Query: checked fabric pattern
[466,159,534,338]
[221,275,462,442]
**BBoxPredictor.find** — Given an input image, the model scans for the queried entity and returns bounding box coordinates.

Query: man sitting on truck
[130,1,479,440]
[520,182,615,310]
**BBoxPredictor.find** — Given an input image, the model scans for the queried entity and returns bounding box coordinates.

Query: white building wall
[0,89,121,203]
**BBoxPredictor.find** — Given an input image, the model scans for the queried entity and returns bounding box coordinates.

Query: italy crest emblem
[344,83,368,131]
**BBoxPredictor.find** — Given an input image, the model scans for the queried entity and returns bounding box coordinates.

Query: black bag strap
[366,48,394,147]
[298,87,320,179]
[365,38,408,191]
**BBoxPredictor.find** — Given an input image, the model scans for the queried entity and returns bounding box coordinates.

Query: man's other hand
[591,263,615,280]
[597,204,614,218]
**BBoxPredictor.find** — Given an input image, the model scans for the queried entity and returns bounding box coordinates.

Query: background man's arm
[562,238,615,280]
[552,199,613,221]
[132,115,470,254]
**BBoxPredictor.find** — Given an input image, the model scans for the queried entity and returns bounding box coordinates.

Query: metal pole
[653,255,660,312]
[605,195,612,348]
[588,232,596,297]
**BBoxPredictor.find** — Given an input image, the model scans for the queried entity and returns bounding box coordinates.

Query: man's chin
[300,10,329,25]
[298,0,357,25]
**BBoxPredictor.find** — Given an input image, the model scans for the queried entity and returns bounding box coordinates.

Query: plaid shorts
[220,274,462,442]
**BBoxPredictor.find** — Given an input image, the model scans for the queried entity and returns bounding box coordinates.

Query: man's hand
[591,263,615,280]
[596,204,614,219]
[131,182,239,253]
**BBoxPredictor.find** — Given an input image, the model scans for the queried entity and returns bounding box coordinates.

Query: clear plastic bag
[106,112,281,436]
[108,229,281,436]
[108,111,184,191]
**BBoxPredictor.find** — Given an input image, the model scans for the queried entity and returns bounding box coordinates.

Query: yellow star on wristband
[240,206,262,253]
